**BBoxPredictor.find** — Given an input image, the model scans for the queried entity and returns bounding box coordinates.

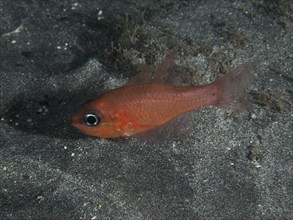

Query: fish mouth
[70,113,82,128]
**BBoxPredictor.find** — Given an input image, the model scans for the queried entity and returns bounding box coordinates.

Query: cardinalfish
[71,52,255,139]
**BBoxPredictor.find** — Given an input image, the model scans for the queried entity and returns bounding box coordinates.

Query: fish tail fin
[212,62,256,111]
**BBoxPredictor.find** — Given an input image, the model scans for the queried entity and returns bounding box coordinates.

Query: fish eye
[83,113,101,126]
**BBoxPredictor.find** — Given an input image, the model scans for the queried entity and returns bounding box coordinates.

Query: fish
[71,52,255,139]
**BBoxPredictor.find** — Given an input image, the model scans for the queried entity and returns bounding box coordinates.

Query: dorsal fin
[126,51,177,86]
[151,51,177,83]
[125,65,153,86]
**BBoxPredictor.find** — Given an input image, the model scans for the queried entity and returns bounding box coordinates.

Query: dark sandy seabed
[0,0,292,219]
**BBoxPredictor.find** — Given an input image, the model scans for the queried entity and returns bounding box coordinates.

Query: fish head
[70,99,122,138]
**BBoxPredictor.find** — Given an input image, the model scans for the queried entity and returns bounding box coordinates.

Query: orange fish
[71,52,255,139]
